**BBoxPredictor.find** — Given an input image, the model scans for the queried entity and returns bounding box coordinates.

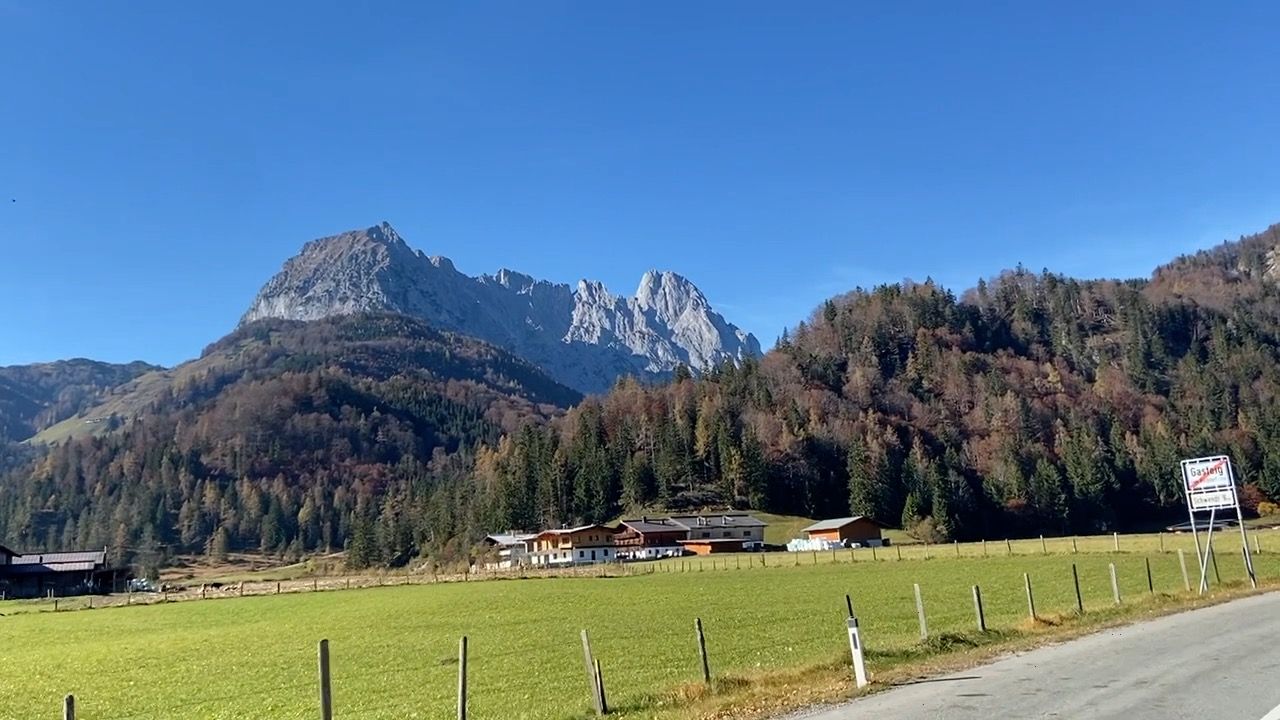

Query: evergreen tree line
[5,229,1280,569]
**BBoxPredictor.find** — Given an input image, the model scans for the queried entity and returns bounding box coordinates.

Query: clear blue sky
[3,2,1279,367]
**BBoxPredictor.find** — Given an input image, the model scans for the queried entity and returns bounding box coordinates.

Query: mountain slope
[0,359,159,443]
[441,221,1280,544]
[2,313,580,562]
[241,222,761,393]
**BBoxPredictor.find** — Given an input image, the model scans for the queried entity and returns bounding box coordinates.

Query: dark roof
[669,513,767,528]
[618,518,690,534]
[678,538,749,545]
[11,550,107,565]
[802,516,885,533]
[1,561,101,575]
[0,544,18,558]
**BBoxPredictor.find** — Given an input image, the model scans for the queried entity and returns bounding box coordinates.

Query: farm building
[614,517,688,560]
[669,513,767,551]
[529,525,618,566]
[788,517,887,551]
[677,538,752,556]
[0,544,120,599]
[482,532,537,569]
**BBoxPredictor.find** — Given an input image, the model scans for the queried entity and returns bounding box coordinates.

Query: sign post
[1180,455,1256,593]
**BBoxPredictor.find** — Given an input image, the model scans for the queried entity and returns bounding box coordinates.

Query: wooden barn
[800,517,886,547]
[0,544,120,599]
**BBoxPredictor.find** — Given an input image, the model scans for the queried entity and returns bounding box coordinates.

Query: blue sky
[2,2,1279,367]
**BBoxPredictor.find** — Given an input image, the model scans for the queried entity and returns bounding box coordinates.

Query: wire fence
[16,529,1279,719]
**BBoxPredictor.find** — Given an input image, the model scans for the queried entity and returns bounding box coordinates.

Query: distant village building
[672,513,768,553]
[529,525,618,566]
[788,517,887,551]
[482,532,537,569]
[0,544,120,599]
[492,512,769,565]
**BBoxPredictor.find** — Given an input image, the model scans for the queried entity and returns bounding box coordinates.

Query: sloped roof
[618,518,690,534]
[11,550,107,565]
[802,516,883,533]
[484,533,537,547]
[535,524,616,538]
[2,561,101,575]
[0,544,18,558]
[670,513,767,528]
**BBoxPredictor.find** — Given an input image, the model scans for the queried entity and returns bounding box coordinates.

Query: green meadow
[0,531,1275,720]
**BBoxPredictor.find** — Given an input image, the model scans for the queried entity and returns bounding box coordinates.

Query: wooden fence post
[1005,539,1012,556]
[581,630,603,716]
[695,618,711,685]
[276,582,281,595]
[954,541,959,558]
[1109,563,1121,605]
[871,544,878,561]
[972,585,986,632]
[1145,558,1154,594]
[1178,549,1190,592]
[1040,535,1047,555]
[1071,563,1083,614]
[982,539,987,557]
[318,639,333,720]
[63,694,75,720]
[913,583,928,641]
[1159,533,1164,553]
[1072,536,1078,554]
[457,636,468,720]
[594,658,609,714]
[1024,573,1036,621]
[896,545,902,561]
[1255,534,1262,555]
[1113,532,1119,552]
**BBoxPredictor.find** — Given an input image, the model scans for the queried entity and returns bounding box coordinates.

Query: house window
[743,531,751,537]
[701,532,710,538]
[591,550,597,561]
[723,531,731,538]
[579,550,585,558]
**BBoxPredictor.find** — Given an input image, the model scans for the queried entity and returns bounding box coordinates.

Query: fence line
[35,554,1276,719]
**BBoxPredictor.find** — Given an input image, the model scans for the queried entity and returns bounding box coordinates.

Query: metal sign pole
[1197,506,1217,594]
[1229,461,1257,589]
[1182,460,1206,586]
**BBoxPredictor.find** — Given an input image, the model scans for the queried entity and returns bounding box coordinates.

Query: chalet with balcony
[613,517,689,560]
[529,525,618,567]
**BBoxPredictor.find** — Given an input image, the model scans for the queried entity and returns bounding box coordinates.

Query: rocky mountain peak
[241,223,761,393]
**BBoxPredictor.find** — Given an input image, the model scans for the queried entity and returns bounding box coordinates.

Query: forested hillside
[0,314,579,570]
[444,224,1280,544]
[5,225,1280,571]
[0,359,159,443]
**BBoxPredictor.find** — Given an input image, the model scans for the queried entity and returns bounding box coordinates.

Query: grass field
[0,531,1275,720]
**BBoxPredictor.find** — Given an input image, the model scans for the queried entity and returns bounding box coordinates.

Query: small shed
[678,538,747,556]
[801,517,886,545]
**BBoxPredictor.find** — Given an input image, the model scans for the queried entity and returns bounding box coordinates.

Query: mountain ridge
[241,223,761,393]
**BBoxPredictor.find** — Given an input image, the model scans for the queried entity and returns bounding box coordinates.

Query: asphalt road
[789,592,1280,720]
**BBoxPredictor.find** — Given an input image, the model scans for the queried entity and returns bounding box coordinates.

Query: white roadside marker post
[846,614,869,689]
